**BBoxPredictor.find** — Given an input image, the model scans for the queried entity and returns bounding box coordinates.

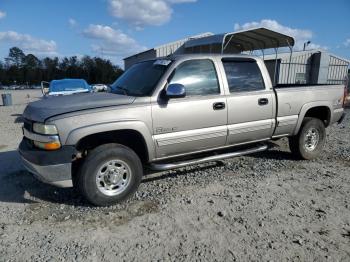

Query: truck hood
[23,92,135,122]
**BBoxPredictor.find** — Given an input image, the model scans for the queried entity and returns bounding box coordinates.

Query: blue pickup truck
[41,79,91,97]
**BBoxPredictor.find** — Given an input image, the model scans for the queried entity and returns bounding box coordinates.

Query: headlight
[33,123,58,135]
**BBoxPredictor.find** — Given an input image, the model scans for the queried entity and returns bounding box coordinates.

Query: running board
[149,144,268,172]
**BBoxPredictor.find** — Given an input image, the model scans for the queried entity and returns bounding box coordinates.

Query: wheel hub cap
[304,128,320,151]
[96,160,131,196]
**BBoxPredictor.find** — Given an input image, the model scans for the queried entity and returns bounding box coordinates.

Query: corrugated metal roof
[154,32,213,50]
[123,49,155,60]
[185,27,295,52]
[123,32,213,60]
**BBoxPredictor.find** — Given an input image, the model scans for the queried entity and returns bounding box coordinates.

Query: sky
[0,0,349,67]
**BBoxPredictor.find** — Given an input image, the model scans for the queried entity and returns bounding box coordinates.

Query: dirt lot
[0,91,349,261]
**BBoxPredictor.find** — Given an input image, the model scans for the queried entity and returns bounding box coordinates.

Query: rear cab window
[222,58,265,93]
[168,59,220,96]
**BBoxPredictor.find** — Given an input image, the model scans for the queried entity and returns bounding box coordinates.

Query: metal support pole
[223,35,234,51]
[221,35,226,54]
[222,34,234,54]
[286,40,293,84]
[273,47,278,86]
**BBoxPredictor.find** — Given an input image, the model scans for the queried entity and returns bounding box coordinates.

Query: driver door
[151,59,228,159]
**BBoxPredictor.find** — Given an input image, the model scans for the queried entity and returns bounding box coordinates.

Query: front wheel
[77,143,143,206]
[288,117,326,160]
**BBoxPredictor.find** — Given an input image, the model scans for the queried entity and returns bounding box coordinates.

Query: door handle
[258,98,269,106]
[213,102,225,110]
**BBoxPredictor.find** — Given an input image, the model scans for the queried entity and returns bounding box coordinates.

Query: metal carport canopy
[184,27,295,53]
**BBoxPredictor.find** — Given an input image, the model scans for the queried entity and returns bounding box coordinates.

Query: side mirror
[166,83,186,98]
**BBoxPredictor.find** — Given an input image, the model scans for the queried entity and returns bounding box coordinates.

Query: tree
[0,61,5,85]
[66,56,80,78]
[24,54,40,69]
[81,55,95,82]
[0,46,124,86]
[5,47,26,67]
[23,54,41,85]
[43,57,60,81]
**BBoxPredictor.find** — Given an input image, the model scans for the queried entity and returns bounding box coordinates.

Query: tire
[288,117,326,160]
[77,143,143,206]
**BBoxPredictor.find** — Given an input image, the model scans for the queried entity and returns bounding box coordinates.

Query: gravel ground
[0,91,349,261]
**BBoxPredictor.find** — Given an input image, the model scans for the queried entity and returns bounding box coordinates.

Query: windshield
[50,79,90,93]
[110,60,171,96]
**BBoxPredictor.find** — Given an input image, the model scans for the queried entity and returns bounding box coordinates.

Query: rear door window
[222,59,265,93]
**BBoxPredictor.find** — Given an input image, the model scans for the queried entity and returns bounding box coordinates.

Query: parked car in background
[92,84,108,92]
[41,79,91,97]
[9,85,20,90]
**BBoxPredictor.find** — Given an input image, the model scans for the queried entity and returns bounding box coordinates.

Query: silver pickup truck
[19,54,347,206]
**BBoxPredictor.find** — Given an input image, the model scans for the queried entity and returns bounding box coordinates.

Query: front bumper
[19,139,76,188]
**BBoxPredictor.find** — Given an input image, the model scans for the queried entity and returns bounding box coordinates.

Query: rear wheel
[288,117,326,160]
[77,143,143,206]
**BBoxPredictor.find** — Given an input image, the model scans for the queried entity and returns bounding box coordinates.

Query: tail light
[344,77,349,108]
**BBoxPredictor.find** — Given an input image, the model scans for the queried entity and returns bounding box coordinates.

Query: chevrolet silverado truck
[19,54,347,206]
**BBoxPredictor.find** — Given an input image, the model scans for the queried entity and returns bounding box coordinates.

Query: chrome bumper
[21,156,73,188]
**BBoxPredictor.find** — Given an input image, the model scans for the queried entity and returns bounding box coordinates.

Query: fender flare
[293,101,332,135]
[65,120,155,161]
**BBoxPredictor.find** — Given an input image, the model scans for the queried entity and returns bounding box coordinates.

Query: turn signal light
[34,141,61,150]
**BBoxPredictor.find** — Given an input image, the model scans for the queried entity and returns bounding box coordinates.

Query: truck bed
[273,84,345,137]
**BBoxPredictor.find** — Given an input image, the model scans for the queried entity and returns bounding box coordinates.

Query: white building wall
[278,51,313,84]
[266,50,349,85]
[327,55,349,84]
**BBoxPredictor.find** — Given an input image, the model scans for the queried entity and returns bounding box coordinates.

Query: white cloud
[0,10,6,19]
[344,38,350,47]
[83,24,146,58]
[0,31,57,55]
[234,19,325,51]
[108,0,196,28]
[68,18,77,27]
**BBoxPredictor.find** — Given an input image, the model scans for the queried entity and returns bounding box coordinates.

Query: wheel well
[75,129,149,163]
[304,106,331,127]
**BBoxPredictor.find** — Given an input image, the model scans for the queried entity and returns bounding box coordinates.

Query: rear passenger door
[221,58,275,145]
